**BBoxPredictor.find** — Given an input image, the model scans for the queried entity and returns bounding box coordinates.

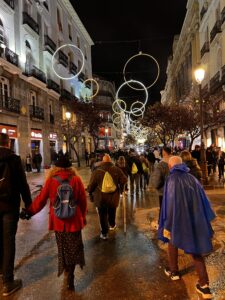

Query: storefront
[0,123,18,154]
[49,132,58,162]
[31,129,43,163]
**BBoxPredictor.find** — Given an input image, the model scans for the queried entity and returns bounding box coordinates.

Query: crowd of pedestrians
[0,132,218,299]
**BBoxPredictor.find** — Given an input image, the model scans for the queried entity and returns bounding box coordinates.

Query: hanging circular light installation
[123,52,160,90]
[82,78,99,100]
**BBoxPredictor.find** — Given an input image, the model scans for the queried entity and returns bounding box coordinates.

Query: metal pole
[199,83,208,185]
[67,119,70,157]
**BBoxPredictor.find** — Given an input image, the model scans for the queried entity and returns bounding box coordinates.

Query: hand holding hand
[19,208,32,220]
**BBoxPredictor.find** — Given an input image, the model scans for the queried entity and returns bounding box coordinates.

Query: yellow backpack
[101,171,117,193]
[131,162,138,174]
[142,162,148,173]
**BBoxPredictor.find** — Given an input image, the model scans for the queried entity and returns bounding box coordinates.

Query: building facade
[0,0,93,166]
[93,75,121,150]
[162,0,225,150]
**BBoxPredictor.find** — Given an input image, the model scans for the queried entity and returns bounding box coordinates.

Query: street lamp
[105,127,108,150]
[194,67,208,184]
[65,111,71,156]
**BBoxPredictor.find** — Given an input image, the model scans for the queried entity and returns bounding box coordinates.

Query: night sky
[70,0,187,103]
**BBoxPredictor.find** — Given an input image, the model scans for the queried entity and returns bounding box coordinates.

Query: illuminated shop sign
[31,130,42,139]
[0,125,17,138]
[49,133,57,140]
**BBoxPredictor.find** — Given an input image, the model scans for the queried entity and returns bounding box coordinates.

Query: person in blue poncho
[158,156,215,300]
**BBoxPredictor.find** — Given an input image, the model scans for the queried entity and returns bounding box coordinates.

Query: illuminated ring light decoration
[130,101,146,117]
[112,113,122,124]
[83,78,99,101]
[112,99,127,113]
[123,52,160,90]
[52,44,84,80]
[115,80,148,113]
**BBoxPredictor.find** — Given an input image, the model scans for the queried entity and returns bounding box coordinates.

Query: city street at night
[0,166,224,300]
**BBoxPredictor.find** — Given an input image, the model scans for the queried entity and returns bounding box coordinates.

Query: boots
[67,265,75,290]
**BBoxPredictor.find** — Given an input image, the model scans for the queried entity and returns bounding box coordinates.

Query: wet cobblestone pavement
[0,166,225,299]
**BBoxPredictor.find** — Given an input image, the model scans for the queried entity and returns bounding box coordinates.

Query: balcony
[210,20,222,43]
[209,71,221,94]
[47,79,60,94]
[200,4,207,20]
[3,0,14,9]
[221,7,225,25]
[0,95,20,114]
[5,47,19,67]
[26,66,46,84]
[29,105,44,120]
[78,72,85,82]
[200,41,210,58]
[60,89,74,101]
[69,62,77,75]
[44,35,56,54]
[23,12,39,35]
[50,114,54,124]
[58,50,68,67]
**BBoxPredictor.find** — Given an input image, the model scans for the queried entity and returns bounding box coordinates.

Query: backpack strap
[53,175,73,184]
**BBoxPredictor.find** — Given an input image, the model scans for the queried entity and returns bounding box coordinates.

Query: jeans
[0,211,19,283]
[168,243,209,286]
[130,174,140,193]
[97,204,116,235]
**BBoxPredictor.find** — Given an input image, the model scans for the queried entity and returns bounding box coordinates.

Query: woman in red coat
[26,154,87,290]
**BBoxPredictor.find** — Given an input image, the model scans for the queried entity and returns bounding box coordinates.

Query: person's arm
[87,170,99,199]
[16,156,32,208]
[74,176,87,219]
[27,179,50,215]
[117,168,128,192]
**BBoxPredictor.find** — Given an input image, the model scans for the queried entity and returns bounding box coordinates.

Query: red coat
[27,170,87,232]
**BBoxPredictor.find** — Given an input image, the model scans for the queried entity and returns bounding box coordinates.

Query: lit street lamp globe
[194,68,205,84]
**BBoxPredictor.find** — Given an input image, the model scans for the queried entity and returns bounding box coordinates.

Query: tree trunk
[70,142,80,168]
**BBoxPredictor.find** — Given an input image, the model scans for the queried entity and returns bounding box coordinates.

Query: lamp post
[65,111,71,157]
[194,67,208,184]
[105,127,108,150]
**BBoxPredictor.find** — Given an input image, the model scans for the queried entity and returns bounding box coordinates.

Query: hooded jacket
[0,147,32,212]
[158,163,215,255]
[185,158,202,181]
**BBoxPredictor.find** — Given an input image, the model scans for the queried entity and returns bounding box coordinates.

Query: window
[24,0,31,15]
[68,23,72,40]
[0,77,10,107]
[84,46,87,60]
[44,23,48,35]
[0,18,4,45]
[30,91,37,106]
[60,79,64,90]
[43,0,49,10]
[77,36,80,48]
[57,8,63,32]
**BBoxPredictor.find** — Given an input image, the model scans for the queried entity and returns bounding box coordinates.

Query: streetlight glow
[194,68,205,84]
[65,111,71,120]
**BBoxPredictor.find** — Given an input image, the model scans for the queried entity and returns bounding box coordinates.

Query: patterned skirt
[55,231,85,277]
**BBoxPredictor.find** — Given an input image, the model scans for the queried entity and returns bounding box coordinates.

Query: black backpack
[0,161,11,202]
[52,176,77,219]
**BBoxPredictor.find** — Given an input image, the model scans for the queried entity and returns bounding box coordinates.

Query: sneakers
[164,268,181,281]
[2,279,22,296]
[196,284,212,299]
[100,233,108,240]
[109,225,117,231]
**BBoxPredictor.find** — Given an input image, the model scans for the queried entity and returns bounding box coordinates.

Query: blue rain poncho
[158,163,216,255]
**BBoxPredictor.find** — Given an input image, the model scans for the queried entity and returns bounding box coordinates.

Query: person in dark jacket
[33,151,42,172]
[158,156,215,299]
[180,150,202,181]
[126,151,143,194]
[0,133,32,296]
[88,154,127,239]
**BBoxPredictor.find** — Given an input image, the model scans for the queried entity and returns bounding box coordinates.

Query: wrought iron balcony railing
[26,66,46,83]
[5,47,19,67]
[58,50,68,67]
[3,0,14,9]
[29,105,44,120]
[69,62,77,75]
[210,20,222,43]
[60,89,73,101]
[44,35,56,54]
[209,71,221,93]
[23,12,39,34]
[0,95,20,114]
[78,72,85,82]
[200,41,210,58]
[47,79,60,94]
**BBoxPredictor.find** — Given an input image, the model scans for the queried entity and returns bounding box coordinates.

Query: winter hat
[102,154,112,162]
[55,154,72,168]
